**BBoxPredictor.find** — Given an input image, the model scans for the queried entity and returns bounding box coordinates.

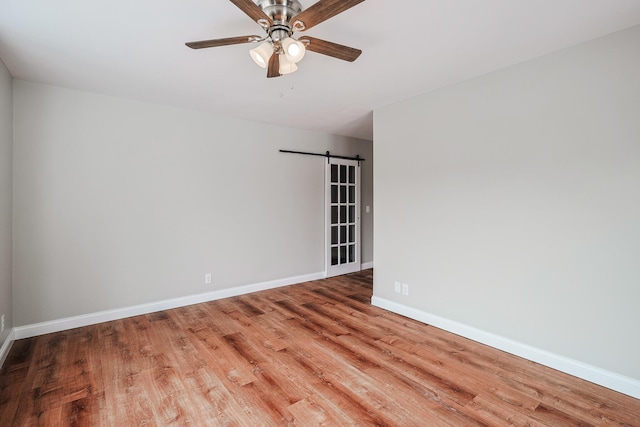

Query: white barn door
[325,159,361,277]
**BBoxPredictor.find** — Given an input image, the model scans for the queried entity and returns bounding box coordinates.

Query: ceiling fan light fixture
[278,54,298,75]
[188,0,366,78]
[282,37,306,63]
[250,42,274,68]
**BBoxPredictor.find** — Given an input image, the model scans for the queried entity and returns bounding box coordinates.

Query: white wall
[360,144,374,265]
[0,59,12,347]
[374,25,640,381]
[13,80,372,326]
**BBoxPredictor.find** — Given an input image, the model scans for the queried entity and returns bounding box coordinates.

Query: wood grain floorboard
[1,269,640,426]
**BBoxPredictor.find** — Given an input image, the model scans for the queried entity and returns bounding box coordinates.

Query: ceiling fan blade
[230,0,274,27]
[267,54,281,78]
[185,35,261,49]
[291,0,365,32]
[299,36,362,62]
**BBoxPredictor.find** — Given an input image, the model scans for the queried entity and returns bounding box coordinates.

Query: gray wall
[13,80,372,326]
[0,59,12,347]
[374,25,640,380]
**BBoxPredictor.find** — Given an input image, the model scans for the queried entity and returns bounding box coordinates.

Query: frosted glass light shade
[250,42,274,68]
[279,54,298,74]
[282,37,306,63]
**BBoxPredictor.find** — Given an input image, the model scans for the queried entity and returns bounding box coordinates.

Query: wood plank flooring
[1,269,640,426]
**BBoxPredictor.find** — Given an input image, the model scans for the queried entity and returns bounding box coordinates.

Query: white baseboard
[0,329,16,369]
[371,296,640,400]
[361,261,374,270]
[13,271,325,341]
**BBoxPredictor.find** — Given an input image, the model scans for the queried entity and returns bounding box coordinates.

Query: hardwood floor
[1,269,639,426]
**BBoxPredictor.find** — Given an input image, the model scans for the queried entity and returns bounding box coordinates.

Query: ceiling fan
[186,0,365,78]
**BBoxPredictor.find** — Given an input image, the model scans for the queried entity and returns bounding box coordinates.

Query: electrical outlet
[394,281,401,293]
[1,314,4,333]
[402,283,409,296]
[205,273,212,285]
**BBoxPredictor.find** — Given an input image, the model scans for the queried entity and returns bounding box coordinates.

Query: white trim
[361,261,374,270]
[0,329,15,369]
[14,272,325,340]
[371,296,640,400]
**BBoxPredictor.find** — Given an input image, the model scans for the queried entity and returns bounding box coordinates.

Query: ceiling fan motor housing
[257,0,302,41]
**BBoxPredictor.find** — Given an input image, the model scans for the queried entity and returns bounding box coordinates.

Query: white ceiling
[1,0,640,141]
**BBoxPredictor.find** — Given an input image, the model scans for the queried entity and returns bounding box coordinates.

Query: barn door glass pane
[330,164,340,266]
[331,162,349,266]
